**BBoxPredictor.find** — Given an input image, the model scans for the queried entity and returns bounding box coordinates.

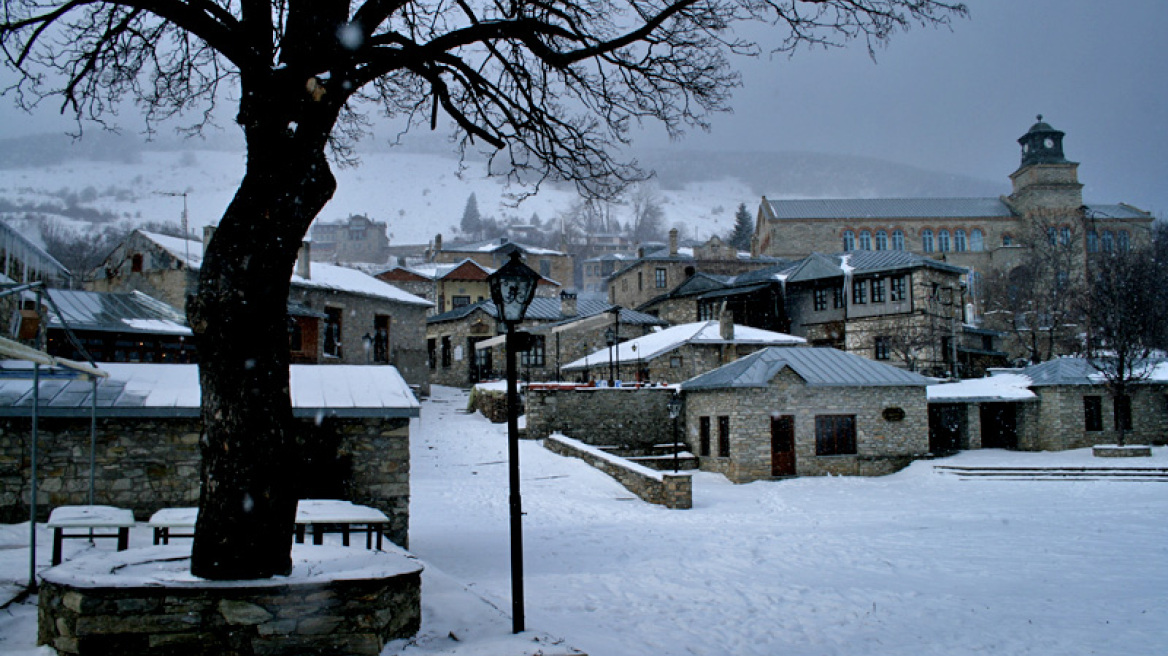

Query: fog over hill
[0,133,1003,257]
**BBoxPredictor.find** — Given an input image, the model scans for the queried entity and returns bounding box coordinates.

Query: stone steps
[934,465,1168,482]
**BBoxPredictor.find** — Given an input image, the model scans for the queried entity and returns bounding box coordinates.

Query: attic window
[131,253,144,273]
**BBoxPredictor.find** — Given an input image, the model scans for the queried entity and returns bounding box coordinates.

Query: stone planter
[1092,444,1153,458]
[39,544,422,655]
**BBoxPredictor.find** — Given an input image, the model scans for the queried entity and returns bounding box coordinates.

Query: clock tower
[1007,115,1083,214]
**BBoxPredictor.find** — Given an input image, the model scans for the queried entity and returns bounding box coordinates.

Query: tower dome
[1017,114,1068,167]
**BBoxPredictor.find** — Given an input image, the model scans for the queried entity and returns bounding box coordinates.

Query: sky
[1,0,1165,216]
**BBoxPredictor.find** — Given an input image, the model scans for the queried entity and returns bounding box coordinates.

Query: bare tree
[628,182,666,244]
[1079,247,1168,446]
[1,0,966,579]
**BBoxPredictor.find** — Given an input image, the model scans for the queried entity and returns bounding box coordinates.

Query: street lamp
[667,393,682,473]
[487,250,539,634]
[604,327,616,387]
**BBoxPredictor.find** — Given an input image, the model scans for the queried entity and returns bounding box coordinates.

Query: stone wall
[1019,384,1168,451]
[526,387,678,448]
[545,433,691,509]
[684,370,928,482]
[0,415,411,548]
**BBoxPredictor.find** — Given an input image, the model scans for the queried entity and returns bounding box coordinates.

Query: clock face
[1044,138,1054,148]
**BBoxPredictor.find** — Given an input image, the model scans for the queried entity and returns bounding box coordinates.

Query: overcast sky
[1,0,1165,216]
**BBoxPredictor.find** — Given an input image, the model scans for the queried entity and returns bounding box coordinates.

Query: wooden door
[771,415,796,476]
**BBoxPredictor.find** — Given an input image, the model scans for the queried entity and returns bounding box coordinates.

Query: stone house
[0,362,419,547]
[426,293,666,386]
[427,235,575,292]
[927,359,1168,453]
[680,347,930,482]
[377,258,560,317]
[562,315,805,385]
[88,229,434,393]
[581,252,637,294]
[309,214,391,264]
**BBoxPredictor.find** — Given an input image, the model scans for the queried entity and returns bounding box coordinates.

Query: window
[1102,230,1114,252]
[815,415,857,456]
[871,278,886,303]
[813,288,828,311]
[1118,230,1130,251]
[842,230,855,251]
[323,307,343,358]
[1087,230,1099,252]
[890,277,906,302]
[833,286,845,309]
[670,355,682,368]
[970,229,984,252]
[441,336,452,367]
[699,416,711,456]
[1047,227,1057,245]
[373,315,390,363]
[852,279,866,304]
[539,260,551,277]
[638,272,643,290]
[875,230,888,251]
[655,268,667,288]
[1114,395,1132,432]
[937,230,951,252]
[131,253,144,273]
[520,334,546,367]
[717,416,730,457]
[428,338,437,370]
[1084,396,1103,432]
[874,336,891,360]
[1059,226,1071,246]
[452,295,471,308]
[891,230,905,251]
[954,229,967,252]
[288,317,303,352]
[859,231,872,251]
[921,230,934,253]
[1002,234,1014,247]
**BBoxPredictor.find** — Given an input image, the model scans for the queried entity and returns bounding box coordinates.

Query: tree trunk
[187,123,337,580]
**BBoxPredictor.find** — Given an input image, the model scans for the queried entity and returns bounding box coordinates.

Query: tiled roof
[766,197,1014,220]
[563,321,805,371]
[681,347,929,390]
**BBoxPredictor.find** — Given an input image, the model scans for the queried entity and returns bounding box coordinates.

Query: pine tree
[460,193,482,237]
[728,203,754,250]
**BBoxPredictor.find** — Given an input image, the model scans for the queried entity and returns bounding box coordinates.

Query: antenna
[157,191,191,263]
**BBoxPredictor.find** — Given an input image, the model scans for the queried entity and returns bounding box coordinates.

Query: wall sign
[882,407,906,422]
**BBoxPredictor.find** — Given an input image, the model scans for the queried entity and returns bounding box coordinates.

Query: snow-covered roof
[562,321,805,371]
[139,230,432,307]
[443,237,564,256]
[45,289,190,336]
[681,346,929,390]
[0,362,419,418]
[767,197,1014,220]
[927,373,1037,402]
[1021,357,1168,386]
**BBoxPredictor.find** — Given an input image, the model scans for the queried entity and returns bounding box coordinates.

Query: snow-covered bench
[148,500,391,550]
[47,505,136,566]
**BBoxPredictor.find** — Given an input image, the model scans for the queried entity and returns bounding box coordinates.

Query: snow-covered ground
[2,385,1167,655]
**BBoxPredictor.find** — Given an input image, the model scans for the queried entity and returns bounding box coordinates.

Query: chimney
[719,304,734,340]
[669,228,679,256]
[434,233,442,252]
[202,225,216,253]
[296,241,311,279]
[560,291,578,318]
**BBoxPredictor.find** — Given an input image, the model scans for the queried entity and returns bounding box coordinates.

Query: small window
[890,277,906,302]
[539,260,551,277]
[452,295,471,308]
[833,286,845,309]
[874,336,891,361]
[891,230,905,251]
[871,278,885,303]
[670,355,682,368]
[842,230,855,252]
[875,230,888,251]
[519,334,546,367]
[1059,226,1071,246]
[655,268,667,288]
[852,279,866,304]
[1047,227,1057,246]
[859,231,872,251]
[131,253,144,273]
[815,415,857,456]
[1114,395,1132,432]
[970,229,984,252]
[938,230,951,253]
[921,230,934,253]
[813,288,828,312]
[1002,234,1014,247]
[699,416,711,456]
[1084,396,1103,432]
[717,416,730,457]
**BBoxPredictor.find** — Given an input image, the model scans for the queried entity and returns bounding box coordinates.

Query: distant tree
[0,0,965,580]
[1079,247,1168,445]
[727,203,753,250]
[460,193,482,238]
[628,183,666,244]
[40,219,133,274]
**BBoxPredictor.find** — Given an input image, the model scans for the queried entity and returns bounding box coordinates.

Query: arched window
[1102,230,1114,252]
[842,230,855,251]
[954,230,967,252]
[938,230,951,252]
[1047,227,1057,245]
[970,229,984,252]
[1117,230,1130,251]
[891,230,905,251]
[1087,230,1099,252]
[1002,233,1014,247]
[859,230,872,250]
[1059,226,1071,246]
[875,230,888,251]
[921,229,934,253]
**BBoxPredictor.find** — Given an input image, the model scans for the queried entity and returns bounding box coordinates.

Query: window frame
[937,229,951,252]
[874,230,888,251]
[969,228,984,252]
[871,278,886,303]
[874,336,891,361]
[699,416,711,456]
[813,287,828,311]
[954,229,967,252]
[519,334,546,367]
[842,230,855,251]
[891,229,905,251]
[889,277,906,302]
[717,415,730,457]
[921,229,934,253]
[655,267,668,288]
[815,415,857,456]
[858,231,872,251]
[1083,395,1103,432]
[852,279,867,304]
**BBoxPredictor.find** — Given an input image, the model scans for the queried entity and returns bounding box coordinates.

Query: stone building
[427,235,575,292]
[377,258,560,317]
[753,117,1153,271]
[927,359,1168,453]
[88,229,434,393]
[581,252,637,294]
[561,315,805,385]
[309,214,391,264]
[0,362,419,547]
[426,293,666,386]
[680,347,930,482]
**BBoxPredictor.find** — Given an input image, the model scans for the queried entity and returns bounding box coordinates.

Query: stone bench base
[38,544,422,655]
[1093,445,1153,458]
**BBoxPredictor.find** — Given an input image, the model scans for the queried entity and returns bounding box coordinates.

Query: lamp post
[604,327,616,387]
[667,393,682,473]
[487,250,539,634]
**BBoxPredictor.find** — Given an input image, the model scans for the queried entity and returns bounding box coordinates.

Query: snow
[927,373,1037,401]
[1,385,1166,655]
[120,318,191,335]
[562,320,805,370]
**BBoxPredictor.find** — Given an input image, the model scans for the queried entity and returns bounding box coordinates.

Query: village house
[0,361,419,547]
[679,346,931,482]
[426,293,666,387]
[87,228,434,393]
[580,252,637,294]
[927,359,1168,453]
[426,235,575,291]
[561,314,805,385]
[309,214,391,264]
[377,257,560,316]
